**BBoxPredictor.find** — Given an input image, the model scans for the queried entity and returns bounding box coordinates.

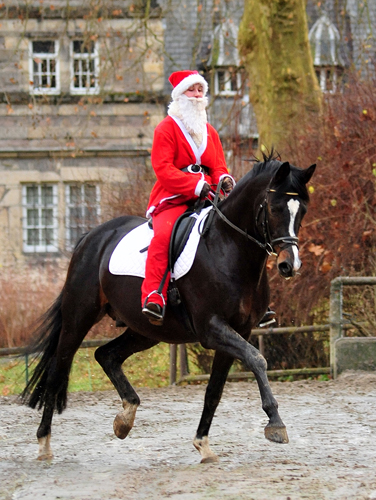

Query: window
[65,184,101,249]
[22,184,58,253]
[315,67,340,93]
[70,40,99,95]
[214,69,241,96]
[29,40,60,95]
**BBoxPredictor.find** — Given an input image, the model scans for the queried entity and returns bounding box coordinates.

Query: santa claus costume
[141,70,235,325]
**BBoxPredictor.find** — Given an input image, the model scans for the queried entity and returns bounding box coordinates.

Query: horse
[21,152,316,463]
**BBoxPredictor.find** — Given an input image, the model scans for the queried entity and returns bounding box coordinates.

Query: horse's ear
[300,164,316,184]
[273,162,291,185]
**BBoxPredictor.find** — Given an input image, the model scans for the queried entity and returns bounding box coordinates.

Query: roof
[309,11,345,67]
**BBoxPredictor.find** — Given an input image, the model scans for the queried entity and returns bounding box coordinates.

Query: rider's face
[184,83,204,98]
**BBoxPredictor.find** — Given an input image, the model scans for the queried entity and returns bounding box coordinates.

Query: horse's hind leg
[35,319,97,460]
[37,406,54,460]
[95,329,158,439]
[33,293,105,460]
[193,351,234,463]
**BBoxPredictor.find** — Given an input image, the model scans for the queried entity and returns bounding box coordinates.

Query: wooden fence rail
[1,323,359,387]
[172,324,340,384]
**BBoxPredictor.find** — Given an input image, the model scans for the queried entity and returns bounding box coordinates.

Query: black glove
[200,182,211,198]
[222,177,234,194]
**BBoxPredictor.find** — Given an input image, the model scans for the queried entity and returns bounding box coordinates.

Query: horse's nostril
[278,262,293,277]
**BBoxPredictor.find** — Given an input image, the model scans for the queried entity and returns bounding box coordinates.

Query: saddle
[169,204,205,271]
[166,199,210,333]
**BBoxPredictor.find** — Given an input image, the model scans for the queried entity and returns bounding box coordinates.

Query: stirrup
[258,309,276,328]
[142,291,166,325]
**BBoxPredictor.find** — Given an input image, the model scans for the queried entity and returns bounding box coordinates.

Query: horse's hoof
[37,452,53,461]
[264,424,289,444]
[37,435,53,460]
[193,436,219,463]
[201,455,219,464]
[113,402,138,439]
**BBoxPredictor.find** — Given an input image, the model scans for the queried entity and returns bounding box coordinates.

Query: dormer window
[208,19,242,97]
[214,68,241,96]
[315,67,339,93]
[309,12,344,93]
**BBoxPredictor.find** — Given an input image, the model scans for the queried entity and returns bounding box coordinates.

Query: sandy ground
[1,371,376,500]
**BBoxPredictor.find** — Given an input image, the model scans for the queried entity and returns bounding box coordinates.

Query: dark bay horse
[22,154,315,462]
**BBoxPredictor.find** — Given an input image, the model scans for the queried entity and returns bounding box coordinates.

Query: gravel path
[1,371,376,500]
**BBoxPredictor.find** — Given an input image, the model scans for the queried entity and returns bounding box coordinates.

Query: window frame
[28,40,61,95]
[315,67,339,93]
[65,183,101,250]
[22,183,59,253]
[69,40,100,95]
[213,68,242,97]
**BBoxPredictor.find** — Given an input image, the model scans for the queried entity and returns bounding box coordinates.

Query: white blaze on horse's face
[287,199,301,271]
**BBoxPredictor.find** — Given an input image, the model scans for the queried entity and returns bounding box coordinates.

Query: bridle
[205,180,300,256]
[256,187,299,255]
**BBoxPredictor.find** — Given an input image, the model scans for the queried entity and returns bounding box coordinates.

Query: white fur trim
[170,116,207,164]
[195,179,206,197]
[145,194,180,218]
[171,74,208,100]
[219,173,236,186]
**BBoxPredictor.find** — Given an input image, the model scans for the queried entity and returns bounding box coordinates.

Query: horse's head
[258,160,316,279]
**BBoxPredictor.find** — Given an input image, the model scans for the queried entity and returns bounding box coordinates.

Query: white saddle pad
[109,206,212,280]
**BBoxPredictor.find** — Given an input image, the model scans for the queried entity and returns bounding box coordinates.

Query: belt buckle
[188,164,201,174]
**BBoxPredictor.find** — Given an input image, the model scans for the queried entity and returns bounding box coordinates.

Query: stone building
[0,0,375,267]
[0,0,165,265]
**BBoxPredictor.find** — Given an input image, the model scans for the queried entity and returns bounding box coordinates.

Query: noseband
[206,182,299,256]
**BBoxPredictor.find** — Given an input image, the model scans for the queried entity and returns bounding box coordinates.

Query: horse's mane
[248,150,280,178]
[233,149,310,202]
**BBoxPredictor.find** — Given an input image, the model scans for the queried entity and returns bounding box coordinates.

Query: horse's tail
[21,289,65,412]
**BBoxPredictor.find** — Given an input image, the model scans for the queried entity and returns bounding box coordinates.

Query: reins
[204,180,299,256]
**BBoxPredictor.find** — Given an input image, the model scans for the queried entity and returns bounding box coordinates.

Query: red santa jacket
[146,115,232,217]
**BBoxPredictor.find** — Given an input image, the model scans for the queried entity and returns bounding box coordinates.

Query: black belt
[182,164,209,175]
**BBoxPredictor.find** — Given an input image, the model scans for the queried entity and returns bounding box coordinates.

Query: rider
[141,70,276,328]
[141,70,234,325]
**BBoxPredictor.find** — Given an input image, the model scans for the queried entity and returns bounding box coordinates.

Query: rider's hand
[200,182,211,198]
[222,177,234,194]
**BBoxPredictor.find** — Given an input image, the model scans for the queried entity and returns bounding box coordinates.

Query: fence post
[258,335,265,357]
[330,277,343,377]
[25,353,29,386]
[179,344,189,378]
[169,344,177,385]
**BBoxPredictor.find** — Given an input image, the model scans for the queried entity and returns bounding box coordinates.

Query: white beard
[168,94,208,136]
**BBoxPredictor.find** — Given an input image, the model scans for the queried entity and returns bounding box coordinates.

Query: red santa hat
[169,70,208,100]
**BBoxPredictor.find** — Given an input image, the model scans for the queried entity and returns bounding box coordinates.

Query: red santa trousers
[141,203,189,308]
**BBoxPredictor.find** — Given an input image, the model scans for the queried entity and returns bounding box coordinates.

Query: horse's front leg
[193,351,234,463]
[202,315,289,445]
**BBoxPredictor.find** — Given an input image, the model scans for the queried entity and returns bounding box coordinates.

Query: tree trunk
[238,0,322,151]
